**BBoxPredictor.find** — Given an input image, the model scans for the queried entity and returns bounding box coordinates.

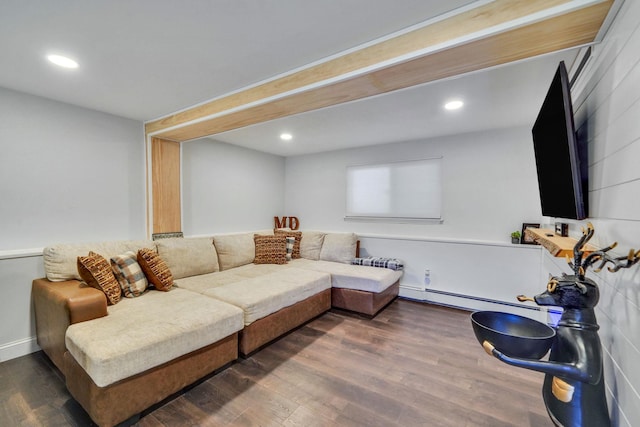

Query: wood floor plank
[0,299,552,426]
[281,405,336,427]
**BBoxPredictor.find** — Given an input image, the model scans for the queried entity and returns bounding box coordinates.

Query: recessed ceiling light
[280,133,293,141]
[444,100,464,110]
[47,54,79,69]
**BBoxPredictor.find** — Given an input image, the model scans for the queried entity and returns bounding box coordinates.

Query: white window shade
[346,158,442,221]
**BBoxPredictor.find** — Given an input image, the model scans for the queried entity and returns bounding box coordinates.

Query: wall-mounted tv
[531,61,588,220]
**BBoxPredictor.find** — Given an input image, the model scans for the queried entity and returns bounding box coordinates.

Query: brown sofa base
[331,281,400,317]
[239,288,331,356]
[64,333,238,427]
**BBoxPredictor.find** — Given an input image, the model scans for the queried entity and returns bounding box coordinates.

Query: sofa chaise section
[33,278,244,427]
[65,288,243,388]
[33,239,244,427]
[64,288,243,427]
[291,258,402,316]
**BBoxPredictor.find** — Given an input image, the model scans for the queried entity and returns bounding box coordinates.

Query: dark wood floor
[0,299,552,426]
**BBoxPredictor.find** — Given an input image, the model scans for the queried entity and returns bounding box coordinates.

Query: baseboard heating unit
[399,286,562,325]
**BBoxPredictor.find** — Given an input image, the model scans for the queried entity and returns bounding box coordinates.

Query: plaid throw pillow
[77,251,122,305]
[137,248,174,291]
[111,251,148,297]
[254,234,287,264]
[284,236,295,261]
[274,230,301,259]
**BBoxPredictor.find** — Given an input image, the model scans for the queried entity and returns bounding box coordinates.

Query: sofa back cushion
[155,237,220,279]
[213,233,256,271]
[43,240,155,282]
[319,232,358,264]
[300,231,326,260]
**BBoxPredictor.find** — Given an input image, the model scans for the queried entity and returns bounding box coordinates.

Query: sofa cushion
[300,231,326,260]
[137,248,174,291]
[175,270,248,294]
[110,251,148,298]
[319,233,358,264]
[254,234,287,265]
[43,240,155,282]
[77,252,122,305]
[213,233,255,270]
[202,268,331,325]
[65,288,244,387]
[291,259,402,293]
[156,237,220,279]
[174,264,289,296]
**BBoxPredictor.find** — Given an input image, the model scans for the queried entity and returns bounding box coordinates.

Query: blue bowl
[471,311,556,359]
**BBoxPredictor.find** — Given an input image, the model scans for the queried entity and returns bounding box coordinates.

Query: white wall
[0,93,286,362]
[285,127,542,241]
[285,127,548,320]
[182,138,286,235]
[0,254,45,361]
[0,87,146,249]
[549,1,640,424]
[0,87,145,361]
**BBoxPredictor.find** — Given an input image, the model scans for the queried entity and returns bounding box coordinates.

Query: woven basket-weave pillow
[274,230,302,259]
[137,248,174,291]
[77,251,122,305]
[110,251,148,297]
[254,235,287,265]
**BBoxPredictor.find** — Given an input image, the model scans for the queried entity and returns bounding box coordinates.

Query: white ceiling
[213,50,580,156]
[0,0,582,156]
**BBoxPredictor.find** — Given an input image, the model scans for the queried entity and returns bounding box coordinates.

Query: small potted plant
[511,231,521,244]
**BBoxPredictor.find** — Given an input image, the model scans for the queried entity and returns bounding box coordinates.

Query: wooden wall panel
[151,137,181,234]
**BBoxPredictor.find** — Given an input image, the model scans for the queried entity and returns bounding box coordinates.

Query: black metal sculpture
[481,224,640,427]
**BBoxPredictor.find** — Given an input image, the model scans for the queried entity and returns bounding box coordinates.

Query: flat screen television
[531,61,588,220]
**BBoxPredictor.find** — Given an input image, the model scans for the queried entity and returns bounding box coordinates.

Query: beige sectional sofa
[32,230,402,427]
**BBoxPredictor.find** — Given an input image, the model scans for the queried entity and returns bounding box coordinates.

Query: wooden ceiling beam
[145,0,614,142]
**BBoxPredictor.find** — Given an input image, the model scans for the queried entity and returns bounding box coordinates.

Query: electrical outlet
[424,269,431,286]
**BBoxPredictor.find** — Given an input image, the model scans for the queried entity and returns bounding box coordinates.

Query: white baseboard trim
[0,337,40,362]
[399,286,552,324]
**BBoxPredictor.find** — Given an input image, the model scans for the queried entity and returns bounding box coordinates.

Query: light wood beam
[151,137,181,234]
[145,0,613,142]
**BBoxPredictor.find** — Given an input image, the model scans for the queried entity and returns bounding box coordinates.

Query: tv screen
[531,61,588,220]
